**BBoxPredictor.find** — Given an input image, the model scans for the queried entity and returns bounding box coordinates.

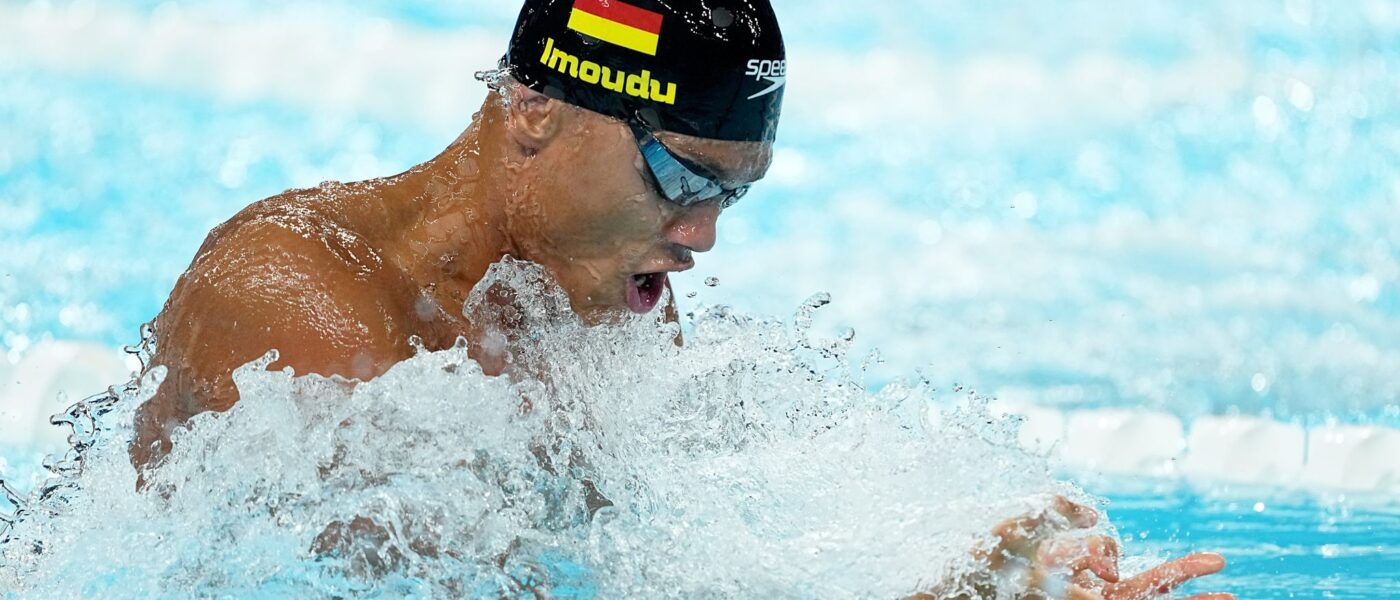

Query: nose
[665,202,721,254]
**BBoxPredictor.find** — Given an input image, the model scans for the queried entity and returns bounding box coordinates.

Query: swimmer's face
[502,88,772,321]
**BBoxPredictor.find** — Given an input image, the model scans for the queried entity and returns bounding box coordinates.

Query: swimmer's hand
[909,496,1231,600]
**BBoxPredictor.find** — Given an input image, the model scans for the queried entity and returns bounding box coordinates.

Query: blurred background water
[1,0,1399,597]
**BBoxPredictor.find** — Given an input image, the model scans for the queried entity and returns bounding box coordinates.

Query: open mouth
[625,272,668,314]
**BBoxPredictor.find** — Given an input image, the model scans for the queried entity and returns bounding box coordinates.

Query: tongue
[626,273,665,314]
[626,276,649,314]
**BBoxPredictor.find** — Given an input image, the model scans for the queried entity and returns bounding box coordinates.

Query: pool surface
[2,0,1399,597]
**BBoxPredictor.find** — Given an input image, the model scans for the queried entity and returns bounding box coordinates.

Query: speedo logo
[745,59,787,100]
[539,37,678,105]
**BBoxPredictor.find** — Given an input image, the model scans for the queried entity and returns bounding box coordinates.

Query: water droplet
[1011,191,1038,219]
[801,292,832,309]
[1253,502,1266,513]
[860,349,884,372]
[1251,373,1269,394]
[686,292,698,299]
[1287,79,1315,111]
[917,220,943,245]
[710,7,734,28]
[704,277,720,287]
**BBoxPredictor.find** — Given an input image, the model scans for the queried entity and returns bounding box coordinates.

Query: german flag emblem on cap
[567,0,664,56]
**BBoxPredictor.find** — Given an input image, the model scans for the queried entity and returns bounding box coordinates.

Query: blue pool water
[1102,487,1400,598]
[2,0,1399,597]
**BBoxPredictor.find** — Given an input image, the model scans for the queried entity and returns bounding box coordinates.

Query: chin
[572,302,628,326]
[550,283,621,324]
[544,263,661,322]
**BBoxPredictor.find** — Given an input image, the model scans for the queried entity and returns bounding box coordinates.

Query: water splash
[0,323,158,547]
[0,260,1085,597]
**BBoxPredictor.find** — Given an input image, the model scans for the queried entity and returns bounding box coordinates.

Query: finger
[1037,535,1079,568]
[1084,535,1120,583]
[1028,564,1078,600]
[1038,534,1118,580]
[991,513,1049,559]
[1106,553,1226,599]
[996,497,1095,548]
[1053,496,1099,529]
[988,500,1099,567]
[1071,567,1105,593]
[1067,585,1106,600]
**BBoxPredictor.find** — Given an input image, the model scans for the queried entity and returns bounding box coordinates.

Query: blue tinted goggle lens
[630,122,749,209]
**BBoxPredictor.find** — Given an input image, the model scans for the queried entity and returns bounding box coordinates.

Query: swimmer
[127,0,1229,597]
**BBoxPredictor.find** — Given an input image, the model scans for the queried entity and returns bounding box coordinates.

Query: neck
[387,97,519,322]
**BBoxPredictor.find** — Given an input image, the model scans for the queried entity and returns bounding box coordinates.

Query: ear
[504,83,565,155]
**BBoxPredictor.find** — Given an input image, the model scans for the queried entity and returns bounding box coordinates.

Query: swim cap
[505,0,786,143]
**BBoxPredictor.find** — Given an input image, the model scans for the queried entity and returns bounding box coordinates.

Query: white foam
[14,339,1395,499]
[4,1,1397,421]
[989,399,1065,458]
[0,341,131,451]
[0,2,500,131]
[0,1,1288,138]
[996,405,1400,494]
[1301,425,1400,493]
[1062,409,1185,477]
[788,47,1258,138]
[1181,416,1306,485]
[0,262,1075,598]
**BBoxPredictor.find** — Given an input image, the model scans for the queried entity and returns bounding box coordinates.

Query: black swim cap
[505,0,786,143]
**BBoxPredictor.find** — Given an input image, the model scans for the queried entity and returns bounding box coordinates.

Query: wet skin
[908,497,1232,600]
[127,83,1230,599]
[129,82,772,471]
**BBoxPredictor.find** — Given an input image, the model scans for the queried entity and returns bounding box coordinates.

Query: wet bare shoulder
[194,184,396,281]
[132,187,416,471]
[142,187,412,414]
[166,187,415,373]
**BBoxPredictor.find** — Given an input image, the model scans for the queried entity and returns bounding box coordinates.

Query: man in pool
[128,0,1229,597]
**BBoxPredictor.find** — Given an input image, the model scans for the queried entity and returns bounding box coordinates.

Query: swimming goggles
[628,121,750,209]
